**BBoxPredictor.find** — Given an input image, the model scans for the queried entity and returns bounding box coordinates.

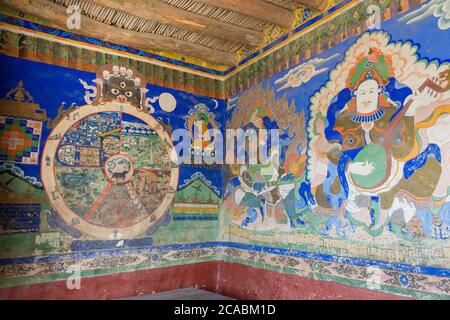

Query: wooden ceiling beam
[2,0,239,66]
[193,0,294,29]
[292,0,328,11]
[87,0,265,47]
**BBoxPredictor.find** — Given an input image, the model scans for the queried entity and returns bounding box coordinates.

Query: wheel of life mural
[41,102,179,239]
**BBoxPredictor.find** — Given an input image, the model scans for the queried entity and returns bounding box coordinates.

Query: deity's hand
[406,87,437,116]
[348,161,375,176]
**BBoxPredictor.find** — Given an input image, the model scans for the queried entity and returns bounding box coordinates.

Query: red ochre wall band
[0,262,410,300]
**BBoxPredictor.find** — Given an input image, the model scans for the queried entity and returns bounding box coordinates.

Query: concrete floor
[117,287,234,300]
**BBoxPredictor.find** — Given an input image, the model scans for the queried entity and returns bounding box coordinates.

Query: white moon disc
[159,92,177,112]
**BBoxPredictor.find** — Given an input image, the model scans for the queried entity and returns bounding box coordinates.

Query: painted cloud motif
[399,0,450,30]
[274,53,340,92]
[0,163,42,188]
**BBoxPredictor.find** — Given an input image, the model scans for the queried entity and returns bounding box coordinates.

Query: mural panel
[223,1,450,298]
[0,56,224,288]
[307,31,449,241]
[0,0,449,300]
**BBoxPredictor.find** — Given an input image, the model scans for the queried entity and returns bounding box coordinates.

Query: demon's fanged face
[104,76,141,106]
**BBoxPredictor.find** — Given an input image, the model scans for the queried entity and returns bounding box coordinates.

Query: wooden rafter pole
[87,0,265,46]
[193,0,294,29]
[1,0,239,66]
[292,0,328,11]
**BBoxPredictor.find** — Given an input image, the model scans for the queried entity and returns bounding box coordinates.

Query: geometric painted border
[0,242,448,299]
[0,117,42,165]
[220,246,450,299]
[2,242,448,277]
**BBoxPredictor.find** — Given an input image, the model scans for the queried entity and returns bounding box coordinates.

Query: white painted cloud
[0,163,42,188]
[274,53,340,92]
[227,96,239,111]
[399,0,450,30]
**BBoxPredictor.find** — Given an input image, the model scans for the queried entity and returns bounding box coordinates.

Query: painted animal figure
[274,174,308,228]
[234,188,266,227]
[47,102,79,128]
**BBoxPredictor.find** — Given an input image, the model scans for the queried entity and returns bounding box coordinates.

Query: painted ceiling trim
[225,0,357,78]
[0,16,223,80]
[0,0,355,80]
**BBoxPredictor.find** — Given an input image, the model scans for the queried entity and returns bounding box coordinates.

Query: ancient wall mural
[222,1,450,299]
[1,0,449,301]
[0,55,224,288]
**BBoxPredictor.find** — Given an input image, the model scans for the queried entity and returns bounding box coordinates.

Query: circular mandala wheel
[42,102,179,239]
